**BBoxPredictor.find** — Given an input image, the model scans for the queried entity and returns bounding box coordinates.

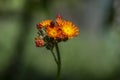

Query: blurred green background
[0,0,120,80]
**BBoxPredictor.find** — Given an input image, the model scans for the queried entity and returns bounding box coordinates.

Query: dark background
[0,0,120,80]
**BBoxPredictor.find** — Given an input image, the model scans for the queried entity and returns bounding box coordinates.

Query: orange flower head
[35,37,45,47]
[46,26,60,39]
[37,20,52,30]
[56,16,64,26]
[60,21,79,39]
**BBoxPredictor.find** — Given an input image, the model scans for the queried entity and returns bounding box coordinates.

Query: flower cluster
[35,15,79,49]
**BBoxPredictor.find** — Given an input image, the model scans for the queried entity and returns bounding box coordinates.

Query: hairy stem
[50,50,58,65]
[55,42,61,80]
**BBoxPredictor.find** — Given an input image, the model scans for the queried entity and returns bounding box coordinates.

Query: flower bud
[35,38,44,47]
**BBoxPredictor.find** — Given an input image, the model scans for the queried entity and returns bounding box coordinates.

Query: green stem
[50,42,61,80]
[55,42,61,80]
[50,50,58,65]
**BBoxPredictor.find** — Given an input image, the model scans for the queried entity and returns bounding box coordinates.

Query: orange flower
[37,20,52,30]
[35,37,45,47]
[60,21,79,39]
[46,26,60,39]
[56,17,79,39]
[56,17,64,26]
